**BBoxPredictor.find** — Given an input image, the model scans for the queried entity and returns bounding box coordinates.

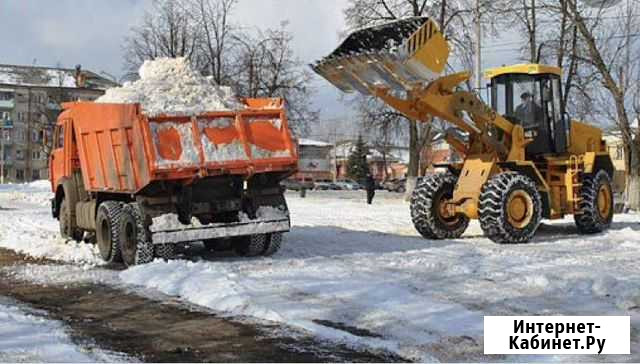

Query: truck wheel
[96,201,123,263]
[262,233,283,256]
[233,234,268,257]
[410,173,469,239]
[575,170,613,234]
[119,203,153,266]
[59,199,84,242]
[154,244,175,260]
[479,172,543,244]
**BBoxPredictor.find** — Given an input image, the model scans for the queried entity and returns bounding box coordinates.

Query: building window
[32,169,40,181]
[0,91,13,101]
[16,150,24,160]
[16,169,24,181]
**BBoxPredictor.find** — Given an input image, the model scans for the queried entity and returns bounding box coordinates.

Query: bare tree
[187,0,237,83]
[232,22,319,135]
[123,0,202,75]
[555,0,640,209]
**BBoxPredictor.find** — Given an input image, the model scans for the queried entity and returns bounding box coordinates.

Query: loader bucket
[311,17,450,95]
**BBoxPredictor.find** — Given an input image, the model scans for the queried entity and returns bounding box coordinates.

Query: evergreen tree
[346,135,370,181]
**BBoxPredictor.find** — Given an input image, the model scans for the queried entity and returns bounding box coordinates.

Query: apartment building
[0,64,117,182]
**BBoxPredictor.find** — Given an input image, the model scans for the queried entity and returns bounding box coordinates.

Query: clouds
[0,0,521,128]
[0,0,149,78]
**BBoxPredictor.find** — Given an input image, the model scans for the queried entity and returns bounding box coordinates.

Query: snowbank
[0,180,53,207]
[0,183,104,265]
[96,57,242,116]
[0,298,124,362]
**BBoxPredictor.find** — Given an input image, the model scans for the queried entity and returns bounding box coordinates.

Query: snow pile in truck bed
[95,57,242,116]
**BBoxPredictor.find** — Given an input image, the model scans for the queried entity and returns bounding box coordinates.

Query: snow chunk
[0,298,127,362]
[95,57,243,116]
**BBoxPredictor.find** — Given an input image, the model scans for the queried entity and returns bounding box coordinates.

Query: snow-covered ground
[0,181,104,266]
[0,297,126,362]
[1,184,639,361]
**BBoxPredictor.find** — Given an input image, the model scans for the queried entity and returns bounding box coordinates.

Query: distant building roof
[0,64,118,90]
[298,138,332,147]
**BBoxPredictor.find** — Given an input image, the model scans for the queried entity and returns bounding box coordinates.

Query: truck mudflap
[150,217,290,245]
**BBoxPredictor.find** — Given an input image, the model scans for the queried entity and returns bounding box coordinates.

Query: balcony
[0,99,14,109]
[0,159,13,167]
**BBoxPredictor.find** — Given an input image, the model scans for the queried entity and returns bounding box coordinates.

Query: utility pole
[474,0,483,91]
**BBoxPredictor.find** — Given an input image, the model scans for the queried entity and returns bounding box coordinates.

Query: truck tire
[59,199,84,242]
[154,244,175,260]
[233,234,268,257]
[96,201,123,263]
[410,173,469,239]
[262,233,283,256]
[119,203,154,266]
[574,170,613,234]
[479,172,543,244]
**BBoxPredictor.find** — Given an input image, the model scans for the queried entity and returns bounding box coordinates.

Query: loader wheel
[59,199,83,242]
[154,244,175,260]
[574,170,613,234]
[479,172,542,244]
[119,203,154,266]
[262,233,283,256]
[233,234,268,257]
[96,201,123,263]
[410,173,469,239]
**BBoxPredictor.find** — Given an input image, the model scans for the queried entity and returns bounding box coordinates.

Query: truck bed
[58,98,297,193]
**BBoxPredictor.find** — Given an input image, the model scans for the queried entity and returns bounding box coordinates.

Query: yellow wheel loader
[312,17,614,244]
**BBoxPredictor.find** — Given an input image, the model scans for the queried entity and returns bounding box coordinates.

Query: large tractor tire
[479,172,543,244]
[119,202,154,266]
[574,169,613,234]
[233,234,268,257]
[59,198,84,242]
[410,173,469,239]
[96,201,124,263]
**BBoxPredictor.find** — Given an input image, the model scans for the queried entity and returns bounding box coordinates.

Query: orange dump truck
[49,98,297,266]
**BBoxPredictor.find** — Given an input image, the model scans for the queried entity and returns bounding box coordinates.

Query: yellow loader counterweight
[313,17,615,244]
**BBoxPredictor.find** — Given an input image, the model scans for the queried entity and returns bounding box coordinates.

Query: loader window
[491,73,558,156]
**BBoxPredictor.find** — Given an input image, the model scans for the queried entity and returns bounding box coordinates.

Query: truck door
[49,122,66,186]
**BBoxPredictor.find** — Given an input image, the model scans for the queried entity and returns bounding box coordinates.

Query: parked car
[384,178,406,193]
[313,179,339,190]
[281,178,314,191]
[335,179,362,190]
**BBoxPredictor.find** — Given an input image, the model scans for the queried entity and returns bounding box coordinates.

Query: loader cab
[486,64,569,157]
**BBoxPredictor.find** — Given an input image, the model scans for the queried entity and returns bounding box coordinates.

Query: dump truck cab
[486,64,568,157]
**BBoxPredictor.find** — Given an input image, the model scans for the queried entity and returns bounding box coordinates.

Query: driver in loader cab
[515,91,542,128]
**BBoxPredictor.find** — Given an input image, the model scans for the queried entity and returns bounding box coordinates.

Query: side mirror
[42,131,52,155]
